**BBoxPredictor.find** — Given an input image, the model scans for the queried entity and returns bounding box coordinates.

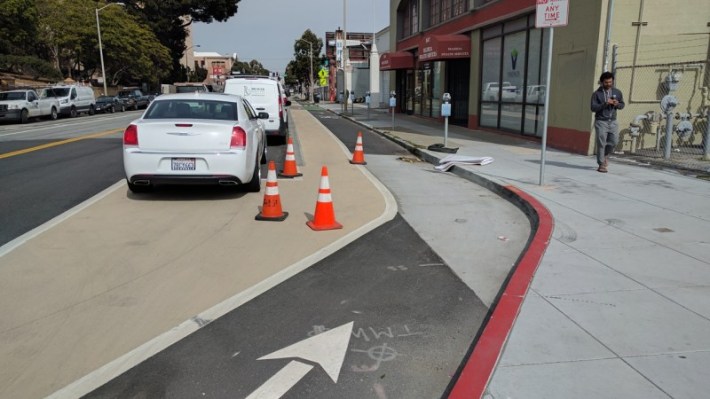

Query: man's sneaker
[597,165,608,173]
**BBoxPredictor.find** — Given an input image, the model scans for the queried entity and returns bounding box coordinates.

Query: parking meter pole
[389,92,396,133]
[441,94,451,148]
[539,27,553,186]
[704,109,710,160]
[664,111,674,160]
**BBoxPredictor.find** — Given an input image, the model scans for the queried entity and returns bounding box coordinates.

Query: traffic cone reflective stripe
[350,132,367,165]
[279,137,302,178]
[255,161,288,221]
[307,166,343,231]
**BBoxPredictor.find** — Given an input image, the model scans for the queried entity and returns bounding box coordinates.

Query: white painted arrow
[246,321,354,399]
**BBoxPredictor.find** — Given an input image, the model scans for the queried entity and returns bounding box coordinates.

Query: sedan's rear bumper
[129,174,244,186]
[123,148,254,186]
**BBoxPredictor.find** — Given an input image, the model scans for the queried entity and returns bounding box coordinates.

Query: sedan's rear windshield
[97,96,114,101]
[144,100,238,121]
[175,86,206,93]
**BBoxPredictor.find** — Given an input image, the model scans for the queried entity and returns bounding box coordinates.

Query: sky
[192,0,390,74]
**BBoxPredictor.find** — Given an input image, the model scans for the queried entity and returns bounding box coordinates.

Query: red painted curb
[448,185,554,399]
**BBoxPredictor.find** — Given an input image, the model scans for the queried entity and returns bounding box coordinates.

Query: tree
[288,30,325,91]
[118,0,242,83]
[0,0,41,56]
[32,0,171,87]
[231,59,270,76]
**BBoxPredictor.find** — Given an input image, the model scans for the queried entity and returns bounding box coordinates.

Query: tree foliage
[0,0,41,56]
[0,0,242,87]
[288,30,325,88]
[231,59,270,76]
[0,54,63,80]
[118,0,241,83]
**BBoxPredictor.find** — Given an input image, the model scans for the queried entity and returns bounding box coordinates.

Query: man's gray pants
[594,119,619,165]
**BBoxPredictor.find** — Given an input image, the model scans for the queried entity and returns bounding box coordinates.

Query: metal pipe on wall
[603,0,615,72]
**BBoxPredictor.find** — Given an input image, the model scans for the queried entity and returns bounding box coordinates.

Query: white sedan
[122,93,267,193]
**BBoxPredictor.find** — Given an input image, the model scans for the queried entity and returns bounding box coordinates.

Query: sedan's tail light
[124,124,138,146]
[230,126,247,149]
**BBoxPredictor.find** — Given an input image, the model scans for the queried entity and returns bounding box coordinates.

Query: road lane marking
[0,180,127,259]
[46,113,399,399]
[0,128,122,159]
[247,322,354,398]
[0,113,137,137]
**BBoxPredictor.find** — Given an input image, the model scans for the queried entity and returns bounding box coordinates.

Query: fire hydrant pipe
[704,109,710,160]
[664,111,674,160]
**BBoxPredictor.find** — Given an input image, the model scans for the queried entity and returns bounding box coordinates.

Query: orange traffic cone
[349,132,367,165]
[279,137,302,178]
[255,161,288,221]
[306,166,343,231]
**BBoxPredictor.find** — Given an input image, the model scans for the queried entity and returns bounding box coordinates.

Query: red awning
[380,51,415,70]
[419,34,471,62]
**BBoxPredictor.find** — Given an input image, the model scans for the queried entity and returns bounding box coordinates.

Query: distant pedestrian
[590,71,624,173]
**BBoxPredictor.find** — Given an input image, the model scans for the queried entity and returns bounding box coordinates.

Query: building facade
[325,30,375,102]
[383,0,710,155]
[193,52,236,89]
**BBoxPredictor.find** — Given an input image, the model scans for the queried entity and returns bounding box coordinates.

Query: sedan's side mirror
[285,100,292,107]
[258,112,269,119]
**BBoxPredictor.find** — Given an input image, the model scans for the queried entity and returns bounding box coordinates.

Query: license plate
[171,158,195,171]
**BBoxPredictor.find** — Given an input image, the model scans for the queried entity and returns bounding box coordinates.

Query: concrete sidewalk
[321,102,710,398]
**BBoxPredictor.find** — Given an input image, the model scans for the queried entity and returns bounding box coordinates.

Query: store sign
[419,35,470,62]
[535,0,569,28]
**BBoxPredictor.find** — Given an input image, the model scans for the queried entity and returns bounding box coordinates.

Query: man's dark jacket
[591,86,625,121]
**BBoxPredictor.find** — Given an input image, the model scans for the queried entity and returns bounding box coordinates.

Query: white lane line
[0,180,126,259]
[0,114,137,138]
[47,112,399,399]
[419,263,445,267]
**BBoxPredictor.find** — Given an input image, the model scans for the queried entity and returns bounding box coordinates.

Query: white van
[223,77,290,138]
[40,85,96,117]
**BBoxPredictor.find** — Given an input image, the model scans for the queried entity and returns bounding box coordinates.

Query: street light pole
[184,44,201,82]
[297,39,314,103]
[95,2,125,96]
[343,0,349,107]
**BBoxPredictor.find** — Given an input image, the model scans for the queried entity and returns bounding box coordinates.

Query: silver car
[122,93,267,193]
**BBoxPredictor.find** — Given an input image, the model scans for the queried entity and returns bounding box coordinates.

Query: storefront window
[481,37,501,102]
[432,61,444,117]
[453,0,467,16]
[480,103,498,126]
[479,14,548,135]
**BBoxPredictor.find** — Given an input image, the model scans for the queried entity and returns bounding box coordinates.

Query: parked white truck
[0,89,60,123]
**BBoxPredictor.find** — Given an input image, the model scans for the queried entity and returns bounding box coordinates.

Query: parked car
[122,93,267,193]
[516,85,546,104]
[117,87,150,110]
[483,81,517,101]
[174,83,211,93]
[223,76,290,140]
[95,95,124,113]
[40,85,96,117]
[0,89,60,123]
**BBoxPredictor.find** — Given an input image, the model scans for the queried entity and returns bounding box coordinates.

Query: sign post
[535,0,568,186]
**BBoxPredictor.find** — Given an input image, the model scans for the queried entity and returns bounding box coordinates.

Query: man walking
[590,71,625,173]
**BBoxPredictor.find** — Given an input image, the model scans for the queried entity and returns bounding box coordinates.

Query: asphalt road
[84,214,482,399]
[0,111,287,247]
[81,106,490,399]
